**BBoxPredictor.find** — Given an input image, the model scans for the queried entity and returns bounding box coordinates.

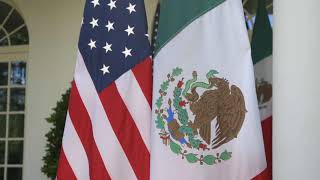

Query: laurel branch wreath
[154,67,232,165]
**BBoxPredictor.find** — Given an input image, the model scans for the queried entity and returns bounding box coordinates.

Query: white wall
[273,0,320,179]
[11,0,83,179]
[9,0,158,179]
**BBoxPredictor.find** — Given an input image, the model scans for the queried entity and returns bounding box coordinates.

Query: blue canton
[78,0,151,92]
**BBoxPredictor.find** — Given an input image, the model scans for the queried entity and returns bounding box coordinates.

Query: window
[0,61,26,180]
[0,1,29,47]
[0,1,28,180]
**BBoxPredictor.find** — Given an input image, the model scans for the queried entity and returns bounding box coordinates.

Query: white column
[273,0,320,179]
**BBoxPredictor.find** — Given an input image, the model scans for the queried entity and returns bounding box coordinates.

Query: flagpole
[274,0,320,179]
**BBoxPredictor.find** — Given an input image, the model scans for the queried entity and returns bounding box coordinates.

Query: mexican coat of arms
[154,67,247,165]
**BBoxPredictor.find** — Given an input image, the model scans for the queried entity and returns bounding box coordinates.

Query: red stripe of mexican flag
[251,0,273,179]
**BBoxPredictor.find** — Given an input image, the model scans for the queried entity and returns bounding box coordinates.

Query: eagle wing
[212,85,246,149]
[191,90,219,145]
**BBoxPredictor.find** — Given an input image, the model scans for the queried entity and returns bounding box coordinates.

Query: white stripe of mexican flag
[151,0,267,179]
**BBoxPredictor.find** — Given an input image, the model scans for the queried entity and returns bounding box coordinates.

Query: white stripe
[151,0,266,179]
[74,51,137,180]
[115,70,151,151]
[62,113,90,180]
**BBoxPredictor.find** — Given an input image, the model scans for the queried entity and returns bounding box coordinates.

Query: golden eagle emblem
[256,78,272,109]
[186,74,247,149]
[154,68,247,165]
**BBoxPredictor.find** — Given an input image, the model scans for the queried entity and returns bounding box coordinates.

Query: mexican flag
[151,0,267,179]
[251,0,273,178]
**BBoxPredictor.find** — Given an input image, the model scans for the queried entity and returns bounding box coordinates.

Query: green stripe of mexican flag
[155,0,225,53]
[151,0,267,179]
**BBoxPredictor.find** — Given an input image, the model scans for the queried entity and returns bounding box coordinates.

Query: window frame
[0,46,28,180]
[0,1,29,180]
[0,0,28,47]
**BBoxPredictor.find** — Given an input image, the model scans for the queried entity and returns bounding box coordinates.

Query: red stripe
[251,168,270,180]
[99,83,150,180]
[251,116,273,180]
[262,116,272,178]
[132,57,153,107]
[251,116,272,180]
[68,82,111,180]
[56,148,77,180]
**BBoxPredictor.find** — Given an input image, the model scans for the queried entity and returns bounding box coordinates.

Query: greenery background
[41,89,70,179]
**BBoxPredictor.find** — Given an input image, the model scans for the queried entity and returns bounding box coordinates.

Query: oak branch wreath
[154,67,247,165]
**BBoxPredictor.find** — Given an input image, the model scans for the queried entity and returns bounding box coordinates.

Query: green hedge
[42,89,70,179]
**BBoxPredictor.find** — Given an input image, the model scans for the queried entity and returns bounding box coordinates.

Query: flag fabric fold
[251,0,273,178]
[56,0,152,179]
[151,0,267,179]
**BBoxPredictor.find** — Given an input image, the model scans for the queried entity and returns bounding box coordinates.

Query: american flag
[56,0,152,179]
